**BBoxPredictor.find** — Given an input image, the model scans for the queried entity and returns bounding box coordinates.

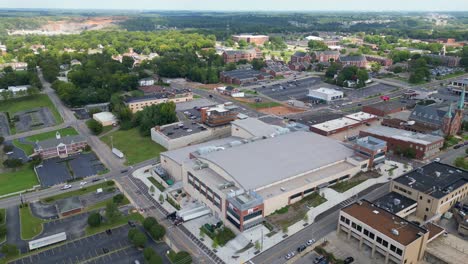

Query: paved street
[251,183,390,264]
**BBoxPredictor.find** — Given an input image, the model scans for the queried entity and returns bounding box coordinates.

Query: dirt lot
[258,105,305,115]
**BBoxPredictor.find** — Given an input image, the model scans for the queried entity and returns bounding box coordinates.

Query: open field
[13,127,79,155]
[20,205,45,240]
[0,95,62,125]
[0,166,38,196]
[258,105,305,115]
[101,128,166,165]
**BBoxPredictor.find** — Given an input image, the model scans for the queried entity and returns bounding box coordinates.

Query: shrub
[0,225,7,238]
[143,217,158,231]
[0,136,4,145]
[3,158,22,168]
[112,193,125,204]
[131,231,147,248]
[147,254,163,264]
[106,181,115,186]
[128,228,138,240]
[86,119,103,135]
[3,144,13,153]
[87,212,102,227]
[143,247,156,261]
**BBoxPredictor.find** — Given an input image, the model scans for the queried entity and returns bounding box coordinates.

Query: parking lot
[11,225,171,264]
[256,77,322,101]
[0,112,10,136]
[14,107,56,133]
[36,153,106,187]
[343,83,398,101]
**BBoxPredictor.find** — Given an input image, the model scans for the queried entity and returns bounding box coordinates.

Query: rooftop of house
[362,126,444,145]
[315,50,340,56]
[124,89,192,104]
[342,200,428,246]
[394,162,468,199]
[410,104,453,126]
[373,192,417,215]
[292,51,309,57]
[56,196,82,214]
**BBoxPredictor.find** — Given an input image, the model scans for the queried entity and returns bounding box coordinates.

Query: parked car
[128,221,136,227]
[92,178,101,182]
[297,245,307,252]
[454,144,463,149]
[285,253,293,260]
[79,181,87,186]
[314,256,325,264]
[306,239,315,246]
[121,169,128,173]
[61,184,72,190]
[344,257,354,263]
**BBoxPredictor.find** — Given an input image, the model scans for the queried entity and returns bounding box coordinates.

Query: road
[251,182,390,264]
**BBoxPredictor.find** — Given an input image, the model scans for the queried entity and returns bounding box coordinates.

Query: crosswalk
[339,198,357,208]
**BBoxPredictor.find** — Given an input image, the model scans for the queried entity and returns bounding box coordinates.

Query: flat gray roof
[363,126,444,145]
[198,131,355,190]
[158,121,208,139]
[231,118,279,138]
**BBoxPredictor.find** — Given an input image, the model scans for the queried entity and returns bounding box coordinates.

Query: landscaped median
[19,204,45,240]
[40,181,115,203]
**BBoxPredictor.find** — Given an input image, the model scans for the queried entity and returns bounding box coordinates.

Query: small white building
[0,85,30,95]
[307,87,344,103]
[139,78,155,87]
[305,36,324,41]
[93,112,117,127]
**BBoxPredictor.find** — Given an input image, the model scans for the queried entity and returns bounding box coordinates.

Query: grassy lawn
[244,101,282,109]
[0,208,5,243]
[0,166,38,196]
[85,212,144,236]
[101,128,166,165]
[267,192,327,229]
[19,205,45,240]
[0,94,63,125]
[13,127,79,155]
[331,179,367,193]
[41,181,115,203]
[148,177,165,191]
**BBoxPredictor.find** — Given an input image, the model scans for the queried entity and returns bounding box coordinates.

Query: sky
[0,0,467,12]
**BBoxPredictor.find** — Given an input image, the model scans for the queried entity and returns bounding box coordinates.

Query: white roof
[345,111,377,122]
[232,118,279,138]
[309,87,343,96]
[312,117,360,132]
[7,85,29,92]
[198,131,355,190]
[233,34,268,38]
[93,112,116,122]
[305,36,324,41]
[363,126,444,145]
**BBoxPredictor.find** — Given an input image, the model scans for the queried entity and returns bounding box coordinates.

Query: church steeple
[458,87,465,110]
[445,103,453,118]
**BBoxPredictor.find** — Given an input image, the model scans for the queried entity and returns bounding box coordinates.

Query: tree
[128,228,138,240]
[149,185,155,196]
[105,201,121,223]
[308,40,328,51]
[237,39,248,49]
[159,194,164,204]
[86,119,103,135]
[133,102,177,136]
[370,62,382,73]
[144,247,156,261]
[0,136,4,145]
[3,159,22,168]
[113,193,125,204]
[282,226,288,234]
[149,224,166,240]
[251,58,266,70]
[30,155,42,166]
[212,238,219,249]
[87,212,102,227]
[254,240,261,251]
[0,225,7,238]
[1,244,19,258]
[143,217,158,231]
[147,254,163,264]
[122,56,135,68]
[303,214,309,223]
[131,231,147,248]
[3,144,13,153]
[356,69,369,88]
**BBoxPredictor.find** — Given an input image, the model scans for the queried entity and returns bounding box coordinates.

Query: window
[369,232,375,239]
[364,229,369,236]
[396,248,403,256]
[357,225,362,232]
[382,240,388,247]
[425,208,429,212]
[340,216,347,223]
[390,245,397,252]
[427,199,431,203]
[420,196,423,200]
[376,236,382,244]
[361,163,368,169]
[345,219,350,225]
[352,222,357,229]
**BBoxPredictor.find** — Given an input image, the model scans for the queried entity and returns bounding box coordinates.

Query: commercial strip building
[93,112,117,127]
[307,87,344,103]
[231,35,269,45]
[124,89,193,113]
[391,162,468,221]
[219,69,272,85]
[34,132,87,159]
[338,200,433,264]
[359,126,444,160]
[159,130,369,232]
[310,111,377,136]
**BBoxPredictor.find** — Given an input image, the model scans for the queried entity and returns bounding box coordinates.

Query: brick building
[339,55,368,68]
[290,51,312,64]
[232,35,269,45]
[222,48,262,64]
[220,69,272,85]
[359,126,444,160]
[425,54,461,67]
[353,136,387,167]
[34,132,87,159]
[362,101,407,117]
[124,89,193,113]
[200,104,238,127]
[314,50,340,63]
[365,55,393,67]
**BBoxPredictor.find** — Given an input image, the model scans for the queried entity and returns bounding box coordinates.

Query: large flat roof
[342,200,427,246]
[231,118,279,138]
[394,162,468,199]
[198,131,355,190]
[345,112,377,122]
[311,117,360,132]
[363,126,444,145]
[373,192,417,214]
[156,121,208,139]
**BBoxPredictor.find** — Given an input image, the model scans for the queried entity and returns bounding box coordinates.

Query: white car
[80,181,88,186]
[61,184,72,190]
[306,239,315,246]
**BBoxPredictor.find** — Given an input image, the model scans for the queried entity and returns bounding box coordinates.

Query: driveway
[5,207,28,253]
[30,202,58,220]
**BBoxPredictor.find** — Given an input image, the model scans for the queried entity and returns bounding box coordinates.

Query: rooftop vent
[391,228,399,236]
[435,171,441,177]
[393,198,401,206]
[372,210,379,214]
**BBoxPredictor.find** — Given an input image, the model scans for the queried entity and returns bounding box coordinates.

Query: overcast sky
[0,0,467,11]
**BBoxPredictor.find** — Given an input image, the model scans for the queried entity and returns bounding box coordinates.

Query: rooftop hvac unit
[391,228,399,236]
[372,210,379,214]
[393,198,401,206]
[435,171,441,177]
